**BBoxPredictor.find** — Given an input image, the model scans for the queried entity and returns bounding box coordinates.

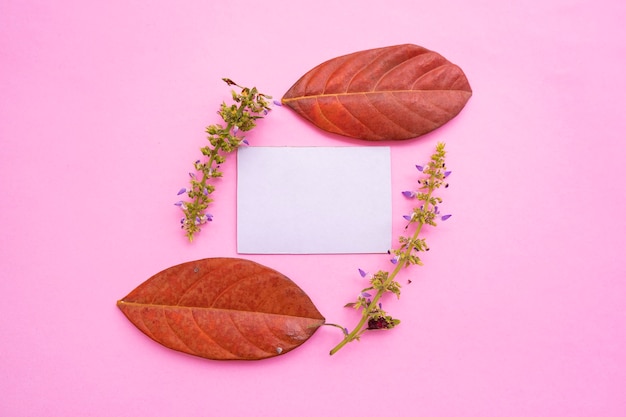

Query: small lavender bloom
[390,256,399,264]
[361,292,372,298]
[343,327,349,335]
[273,99,282,107]
[358,268,367,278]
[403,214,413,221]
[233,126,239,134]
[416,164,424,171]
[441,214,452,221]
[242,139,249,146]
[189,172,196,179]
[174,201,184,207]
[177,188,186,195]
[444,170,452,177]
[402,191,415,198]
[202,188,209,196]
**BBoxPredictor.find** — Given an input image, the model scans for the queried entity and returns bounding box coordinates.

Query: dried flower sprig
[175,78,272,241]
[329,142,451,355]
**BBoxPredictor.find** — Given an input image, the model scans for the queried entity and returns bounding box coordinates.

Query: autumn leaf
[282,44,472,141]
[117,258,325,360]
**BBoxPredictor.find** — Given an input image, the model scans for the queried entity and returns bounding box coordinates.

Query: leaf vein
[345,48,389,92]
[177,270,208,305]
[309,97,350,135]
[227,313,275,356]
[410,63,455,90]
[384,93,440,128]
[209,275,257,308]
[372,50,432,91]
[190,309,242,359]
[324,52,363,93]
[162,307,200,354]
[364,94,416,135]
[333,98,383,138]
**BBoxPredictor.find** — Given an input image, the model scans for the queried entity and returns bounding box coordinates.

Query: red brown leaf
[117,258,325,360]
[281,44,472,141]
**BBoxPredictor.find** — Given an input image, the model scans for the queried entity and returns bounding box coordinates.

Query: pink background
[2,0,626,415]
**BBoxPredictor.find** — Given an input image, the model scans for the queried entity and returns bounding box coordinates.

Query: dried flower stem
[175,78,271,241]
[329,142,450,355]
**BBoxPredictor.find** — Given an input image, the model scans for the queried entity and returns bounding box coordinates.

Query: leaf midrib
[117,300,324,321]
[282,89,471,102]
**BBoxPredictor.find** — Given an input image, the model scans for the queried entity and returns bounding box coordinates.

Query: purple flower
[177,188,187,195]
[444,170,452,177]
[233,126,239,134]
[402,191,415,198]
[390,256,399,264]
[416,164,424,172]
[241,138,249,146]
[403,214,414,221]
[273,99,283,107]
[434,206,451,221]
[358,268,367,278]
[361,292,372,298]
[189,213,213,225]
[174,201,184,207]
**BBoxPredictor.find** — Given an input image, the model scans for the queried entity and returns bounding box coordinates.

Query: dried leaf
[117,258,325,360]
[282,44,472,141]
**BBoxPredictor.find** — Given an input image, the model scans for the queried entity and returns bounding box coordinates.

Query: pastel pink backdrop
[2,0,625,416]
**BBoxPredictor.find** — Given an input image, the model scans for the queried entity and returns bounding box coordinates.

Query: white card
[237,146,391,254]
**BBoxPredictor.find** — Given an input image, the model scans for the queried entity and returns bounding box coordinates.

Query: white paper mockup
[237,146,391,254]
